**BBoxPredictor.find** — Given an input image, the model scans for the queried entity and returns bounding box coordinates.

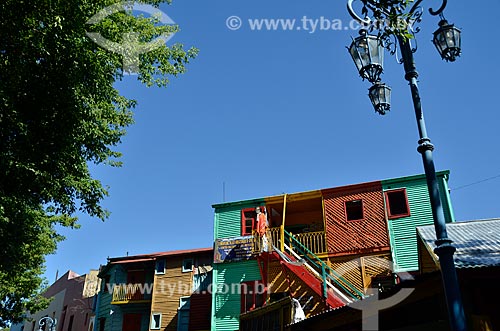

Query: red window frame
[240,280,266,313]
[241,208,257,236]
[344,199,364,221]
[384,189,411,219]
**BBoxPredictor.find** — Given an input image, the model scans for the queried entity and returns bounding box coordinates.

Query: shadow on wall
[164,311,178,331]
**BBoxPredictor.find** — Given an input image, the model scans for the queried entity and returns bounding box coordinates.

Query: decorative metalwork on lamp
[346,0,461,113]
[38,316,57,331]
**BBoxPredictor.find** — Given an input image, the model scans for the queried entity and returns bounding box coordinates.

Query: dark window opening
[155,259,166,274]
[102,275,110,293]
[98,318,105,331]
[385,189,410,218]
[345,200,363,221]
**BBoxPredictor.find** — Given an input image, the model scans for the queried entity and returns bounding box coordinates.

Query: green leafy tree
[0,0,197,326]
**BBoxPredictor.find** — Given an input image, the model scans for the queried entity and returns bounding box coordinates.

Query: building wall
[150,256,194,331]
[211,260,261,331]
[189,293,212,331]
[15,271,97,331]
[382,171,454,272]
[213,199,265,240]
[322,181,390,257]
[96,264,153,331]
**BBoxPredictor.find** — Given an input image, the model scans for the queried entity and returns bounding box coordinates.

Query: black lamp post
[347,1,466,331]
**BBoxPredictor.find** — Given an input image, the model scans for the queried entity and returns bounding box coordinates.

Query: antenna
[223,182,226,202]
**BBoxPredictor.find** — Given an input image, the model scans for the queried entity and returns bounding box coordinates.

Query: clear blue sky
[44,0,500,283]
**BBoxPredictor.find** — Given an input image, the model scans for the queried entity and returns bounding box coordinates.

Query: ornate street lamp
[348,29,385,83]
[368,82,391,115]
[433,20,462,62]
[346,0,465,330]
[38,316,57,331]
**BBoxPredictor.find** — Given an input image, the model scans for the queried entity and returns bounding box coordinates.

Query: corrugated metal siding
[189,293,211,331]
[383,178,434,272]
[322,182,390,256]
[214,200,265,240]
[150,256,193,331]
[212,260,261,331]
[215,208,241,239]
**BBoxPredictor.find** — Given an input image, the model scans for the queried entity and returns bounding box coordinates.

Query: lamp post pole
[397,34,466,331]
[346,1,466,330]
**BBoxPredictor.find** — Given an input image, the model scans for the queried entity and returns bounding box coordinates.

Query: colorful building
[11,270,100,331]
[211,171,454,330]
[95,248,213,331]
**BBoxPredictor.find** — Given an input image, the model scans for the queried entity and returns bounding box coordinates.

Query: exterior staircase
[256,229,364,316]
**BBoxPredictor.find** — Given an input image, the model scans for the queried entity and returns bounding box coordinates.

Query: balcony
[254,227,327,255]
[111,283,152,304]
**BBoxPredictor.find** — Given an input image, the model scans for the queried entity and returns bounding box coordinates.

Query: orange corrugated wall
[322,181,390,256]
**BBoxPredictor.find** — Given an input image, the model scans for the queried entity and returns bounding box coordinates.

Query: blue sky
[44,0,500,282]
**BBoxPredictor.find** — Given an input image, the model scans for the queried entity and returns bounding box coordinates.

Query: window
[98,318,105,331]
[345,200,364,221]
[150,313,162,330]
[241,281,266,313]
[182,258,193,272]
[155,259,166,274]
[241,208,257,236]
[385,189,410,219]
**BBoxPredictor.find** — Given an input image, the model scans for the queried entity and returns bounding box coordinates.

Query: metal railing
[283,229,365,300]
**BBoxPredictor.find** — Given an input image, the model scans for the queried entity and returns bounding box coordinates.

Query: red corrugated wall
[188,293,211,331]
[322,181,390,256]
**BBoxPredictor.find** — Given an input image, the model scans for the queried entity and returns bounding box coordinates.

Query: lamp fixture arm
[429,0,447,16]
[347,0,371,25]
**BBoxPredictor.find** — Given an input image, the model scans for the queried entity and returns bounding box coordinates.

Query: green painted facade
[211,200,265,331]
[382,171,454,272]
[213,198,265,240]
[211,260,262,331]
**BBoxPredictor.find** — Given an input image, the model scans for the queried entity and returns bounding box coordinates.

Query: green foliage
[363,0,416,40]
[0,0,197,326]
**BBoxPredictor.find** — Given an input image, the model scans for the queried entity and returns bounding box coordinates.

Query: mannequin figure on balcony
[256,206,269,252]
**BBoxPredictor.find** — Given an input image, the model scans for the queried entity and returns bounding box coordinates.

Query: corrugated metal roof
[417,218,500,268]
[108,247,213,263]
[212,172,451,208]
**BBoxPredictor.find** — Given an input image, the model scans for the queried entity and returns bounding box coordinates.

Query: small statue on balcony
[256,207,269,252]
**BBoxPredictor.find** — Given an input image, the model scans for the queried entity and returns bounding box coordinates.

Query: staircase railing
[283,229,365,300]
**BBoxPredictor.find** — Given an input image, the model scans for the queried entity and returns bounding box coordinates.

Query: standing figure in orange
[256,206,269,252]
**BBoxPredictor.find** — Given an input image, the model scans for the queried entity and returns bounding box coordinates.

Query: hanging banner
[214,236,253,263]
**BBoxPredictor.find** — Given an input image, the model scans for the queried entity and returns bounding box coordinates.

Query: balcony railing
[111,283,152,304]
[253,228,327,255]
[292,231,327,255]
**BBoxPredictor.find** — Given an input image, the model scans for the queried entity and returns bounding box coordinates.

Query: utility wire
[451,173,500,191]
